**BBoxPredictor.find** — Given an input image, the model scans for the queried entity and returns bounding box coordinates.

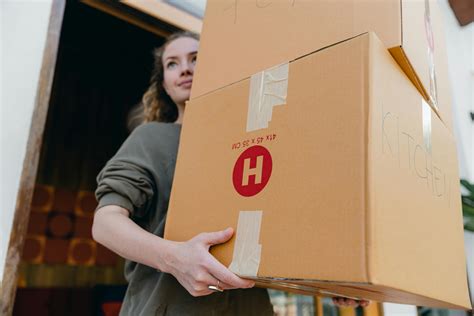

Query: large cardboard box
[165,33,471,309]
[191,0,453,131]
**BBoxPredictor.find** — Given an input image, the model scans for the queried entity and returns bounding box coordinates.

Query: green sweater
[96,122,273,316]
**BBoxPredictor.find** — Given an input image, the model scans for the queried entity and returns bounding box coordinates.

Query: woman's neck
[175,102,185,124]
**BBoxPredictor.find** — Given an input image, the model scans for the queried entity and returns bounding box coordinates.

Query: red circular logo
[232,145,272,197]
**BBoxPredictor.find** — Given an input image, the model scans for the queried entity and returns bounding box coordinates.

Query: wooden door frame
[81,0,201,36]
[0,0,66,314]
[0,1,194,314]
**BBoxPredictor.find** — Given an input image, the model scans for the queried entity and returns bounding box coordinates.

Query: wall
[0,0,53,283]
[439,0,473,182]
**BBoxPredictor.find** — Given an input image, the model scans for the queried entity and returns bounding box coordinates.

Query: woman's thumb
[202,227,234,246]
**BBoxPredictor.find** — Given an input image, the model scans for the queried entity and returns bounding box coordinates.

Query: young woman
[93,31,275,315]
[93,31,368,315]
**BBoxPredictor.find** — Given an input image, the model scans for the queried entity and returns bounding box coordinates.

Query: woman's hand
[92,207,252,297]
[332,297,371,308]
[162,227,255,297]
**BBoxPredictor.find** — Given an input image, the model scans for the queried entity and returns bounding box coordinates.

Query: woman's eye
[191,56,197,64]
[166,61,177,69]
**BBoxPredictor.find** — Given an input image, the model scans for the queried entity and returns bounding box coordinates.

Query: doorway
[12,2,167,314]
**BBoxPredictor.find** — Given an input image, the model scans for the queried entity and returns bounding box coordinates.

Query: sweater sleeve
[95,123,160,218]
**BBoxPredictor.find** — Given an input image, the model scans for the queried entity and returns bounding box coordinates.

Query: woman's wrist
[153,237,180,273]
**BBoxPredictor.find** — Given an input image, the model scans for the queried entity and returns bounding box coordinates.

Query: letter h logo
[242,156,263,186]
[233,145,272,197]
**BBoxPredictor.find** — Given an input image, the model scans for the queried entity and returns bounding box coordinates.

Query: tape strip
[229,210,263,277]
[424,0,438,110]
[247,63,289,132]
[422,98,432,154]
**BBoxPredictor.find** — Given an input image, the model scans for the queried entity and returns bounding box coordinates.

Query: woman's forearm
[92,204,255,296]
[92,205,175,272]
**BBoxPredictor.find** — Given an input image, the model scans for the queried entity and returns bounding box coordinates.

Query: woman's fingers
[194,231,254,289]
[183,274,220,297]
[175,277,213,297]
[359,300,370,307]
[205,275,236,290]
[188,286,214,297]
[174,228,254,297]
[333,297,349,307]
[205,255,255,289]
[195,271,235,291]
[332,297,371,308]
[196,227,234,247]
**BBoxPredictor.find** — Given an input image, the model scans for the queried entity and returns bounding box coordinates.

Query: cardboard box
[165,32,471,309]
[191,0,453,131]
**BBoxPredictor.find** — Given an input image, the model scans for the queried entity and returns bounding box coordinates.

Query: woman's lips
[179,80,192,88]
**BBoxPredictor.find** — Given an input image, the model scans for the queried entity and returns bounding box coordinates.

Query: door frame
[0,1,66,314]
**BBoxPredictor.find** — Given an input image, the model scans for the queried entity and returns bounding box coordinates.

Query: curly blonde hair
[142,31,200,123]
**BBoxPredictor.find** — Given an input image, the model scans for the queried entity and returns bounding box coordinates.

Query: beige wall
[0,0,53,283]
[439,0,473,183]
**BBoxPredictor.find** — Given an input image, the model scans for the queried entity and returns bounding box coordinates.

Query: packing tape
[229,210,263,277]
[422,98,432,154]
[424,0,439,110]
[247,63,289,132]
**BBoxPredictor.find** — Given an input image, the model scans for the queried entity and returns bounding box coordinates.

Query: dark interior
[14,2,164,315]
[36,1,164,191]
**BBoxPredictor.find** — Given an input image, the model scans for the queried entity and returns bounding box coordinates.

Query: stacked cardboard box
[189,0,454,131]
[165,0,471,310]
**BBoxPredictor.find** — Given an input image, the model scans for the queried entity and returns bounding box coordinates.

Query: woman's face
[162,36,199,106]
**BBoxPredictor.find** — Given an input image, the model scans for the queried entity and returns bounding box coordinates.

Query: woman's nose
[180,60,194,75]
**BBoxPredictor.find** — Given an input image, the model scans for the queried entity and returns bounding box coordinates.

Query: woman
[93,31,368,315]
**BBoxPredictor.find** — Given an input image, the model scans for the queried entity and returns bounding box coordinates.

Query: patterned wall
[22,184,117,266]
[18,184,125,288]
